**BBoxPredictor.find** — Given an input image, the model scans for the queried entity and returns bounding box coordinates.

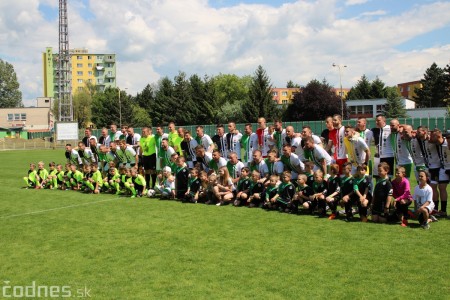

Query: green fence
[85,117,450,140]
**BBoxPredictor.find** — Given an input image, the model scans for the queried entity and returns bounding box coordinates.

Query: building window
[400,87,403,92]
[7,114,13,121]
[97,55,103,60]
[282,91,288,96]
[21,113,26,121]
[77,63,82,68]
[282,100,288,104]
[272,92,278,96]
[88,71,93,76]
[78,79,83,83]
[88,63,92,68]
[77,71,83,76]
[407,86,410,91]
[88,79,92,83]
[14,114,20,121]
[97,71,103,76]
[106,63,114,68]
[88,56,92,60]
[76,56,82,60]
[98,79,104,84]
[376,105,385,113]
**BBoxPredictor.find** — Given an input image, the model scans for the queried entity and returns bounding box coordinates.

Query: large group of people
[23,114,450,229]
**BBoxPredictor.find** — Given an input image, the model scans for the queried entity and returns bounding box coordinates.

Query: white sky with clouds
[0,0,449,107]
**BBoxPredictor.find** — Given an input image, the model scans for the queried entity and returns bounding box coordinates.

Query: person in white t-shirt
[195,125,214,153]
[285,126,303,160]
[414,170,435,229]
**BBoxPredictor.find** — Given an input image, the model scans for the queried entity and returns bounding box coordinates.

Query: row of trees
[78,68,408,128]
[1,58,449,127]
[72,66,283,128]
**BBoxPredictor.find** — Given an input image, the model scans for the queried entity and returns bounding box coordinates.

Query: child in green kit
[55,164,65,190]
[23,163,38,189]
[62,163,72,190]
[42,162,57,189]
[36,161,49,189]
[69,164,84,190]
[125,167,147,198]
[86,163,103,194]
[103,167,120,193]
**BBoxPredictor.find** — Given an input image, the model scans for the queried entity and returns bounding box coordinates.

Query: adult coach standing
[372,114,394,176]
[140,127,157,189]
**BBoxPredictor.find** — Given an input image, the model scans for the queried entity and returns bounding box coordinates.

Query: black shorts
[371,199,385,216]
[143,154,157,170]
[380,157,394,175]
[428,168,450,184]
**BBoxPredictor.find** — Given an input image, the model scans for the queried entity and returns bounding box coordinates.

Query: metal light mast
[57,0,73,122]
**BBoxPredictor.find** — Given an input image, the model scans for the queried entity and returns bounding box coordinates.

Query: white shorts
[425,201,435,213]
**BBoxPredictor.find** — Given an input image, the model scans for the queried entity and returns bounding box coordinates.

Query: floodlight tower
[57,0,73,122]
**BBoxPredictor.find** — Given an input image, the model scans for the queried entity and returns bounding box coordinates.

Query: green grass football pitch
[1,149,449,299]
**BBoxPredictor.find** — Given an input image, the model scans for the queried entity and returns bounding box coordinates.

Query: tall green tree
[384,86,407,118]
[214,74,251,112]
[442,63,450,104]
[172,71,199,125]
[242,65,277,122]
[135,84,155,112]
[131,105,152,127]
[189,74,216,124]
[153,76,176,126]
[414,62,447,108]
[0,59,23,108]
[346,75,372,100]
[286,80,301,88]
[284,79,343,121]
[73,88,92,128]
[91,87,133,128]
[371,77,387,99]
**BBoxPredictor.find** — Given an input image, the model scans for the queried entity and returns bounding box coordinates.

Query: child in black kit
[183,168,201,203]
[325,164,341,220]
[247,170,265,208]
[340,162,355,221]
[263,175,280,210]
[312,170,328,217]
[271,171,296,212]
[175,156,190,199]
[292,174,314,214]
[352,164,372,222]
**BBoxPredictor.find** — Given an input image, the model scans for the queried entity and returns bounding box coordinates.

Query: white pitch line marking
[0,198,119,219]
